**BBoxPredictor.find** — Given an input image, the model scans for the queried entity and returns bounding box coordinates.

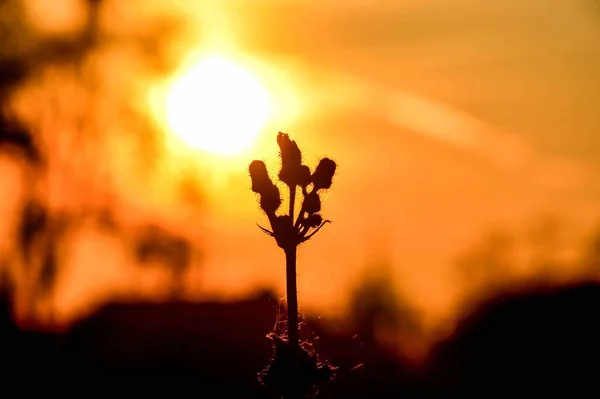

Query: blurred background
[1,0,600,394]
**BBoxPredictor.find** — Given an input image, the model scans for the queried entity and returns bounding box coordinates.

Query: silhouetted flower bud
[260,184,281,213]
[277,132,302,187]
[305,213,322,228]
[250,160,272,194]
[303,192,321,214]
[312,158,336,190]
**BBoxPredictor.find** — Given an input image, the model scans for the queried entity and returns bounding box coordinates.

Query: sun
[165,54,272,155]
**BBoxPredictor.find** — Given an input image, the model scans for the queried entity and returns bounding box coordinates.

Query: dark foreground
[2,282,600,397]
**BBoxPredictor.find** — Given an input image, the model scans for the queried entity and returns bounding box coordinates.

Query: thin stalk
[294,186,313,229]
[287,184,299,346]
[289,185,296,222]
[285,245,299,347]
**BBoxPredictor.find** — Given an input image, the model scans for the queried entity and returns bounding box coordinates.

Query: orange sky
[2,0,600,340]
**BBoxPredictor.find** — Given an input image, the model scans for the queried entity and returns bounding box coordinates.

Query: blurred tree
[16,200,71,321]
[526,213,564,275]
[1,0,203,323]
[526,213,571,281]
[0,262,10,308]
[133,224,197,300]
[455,228,515,294]
[18,200,48,266]
[0,117,41,166]
[0,261,18,342]
[347,262,420,347]
[0,0,94,322]
[0,1,35,96]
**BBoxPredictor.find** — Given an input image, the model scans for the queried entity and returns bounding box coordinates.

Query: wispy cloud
[309,69,597,198]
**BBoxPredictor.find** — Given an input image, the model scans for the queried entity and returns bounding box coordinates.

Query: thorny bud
[312,158,336,190]
[304,213,323,228]
[249,160,272,194]
[303,192,321,214]
[277,132,303,187]
[260,184,281,214]
[298,165,311,188]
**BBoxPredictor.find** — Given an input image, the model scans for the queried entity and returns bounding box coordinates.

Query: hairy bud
[260,184,281,214]
[312,158,336,190]
[277,132,303,187]
[305,213,323,228]
[249,160,272,194]
[303,192,321,214]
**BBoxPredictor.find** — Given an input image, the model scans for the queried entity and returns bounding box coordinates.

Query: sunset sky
[2,0,600,341]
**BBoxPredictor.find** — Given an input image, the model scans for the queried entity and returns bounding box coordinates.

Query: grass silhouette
[249,132,336,398]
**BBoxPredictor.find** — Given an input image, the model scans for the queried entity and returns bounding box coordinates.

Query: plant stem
[287,184,299,346]
[289,185,296,222]
[285,245,299,347]
[293,186,313,229]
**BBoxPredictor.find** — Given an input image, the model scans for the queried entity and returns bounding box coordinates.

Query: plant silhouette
[249,132,336,398]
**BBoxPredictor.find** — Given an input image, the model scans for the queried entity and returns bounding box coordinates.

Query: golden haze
[1,0,599,352]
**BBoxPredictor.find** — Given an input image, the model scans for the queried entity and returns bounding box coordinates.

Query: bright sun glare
[165,55,272,155]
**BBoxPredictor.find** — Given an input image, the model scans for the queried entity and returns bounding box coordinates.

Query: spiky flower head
[312,158,336,190]
[277,132,303,187]
[249,160,272,194]
[250,160,281,214]
[260,184,282,214]
[302,192,321,214]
